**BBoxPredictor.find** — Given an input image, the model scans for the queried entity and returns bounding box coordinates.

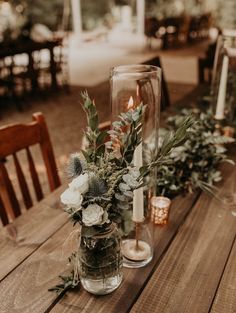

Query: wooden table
[0,153,236,313]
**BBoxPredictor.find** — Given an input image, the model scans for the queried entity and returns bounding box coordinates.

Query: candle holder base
[121,220,153,268]
[122,239,152,268]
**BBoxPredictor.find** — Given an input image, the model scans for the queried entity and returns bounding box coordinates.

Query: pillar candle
[215,55,229,120]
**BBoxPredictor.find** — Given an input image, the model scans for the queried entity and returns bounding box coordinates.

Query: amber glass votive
[151,196,171,225]
[223,126,234,138]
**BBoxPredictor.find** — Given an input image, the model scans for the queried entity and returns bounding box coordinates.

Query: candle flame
[127,96,134,110]
[136,85,140,98]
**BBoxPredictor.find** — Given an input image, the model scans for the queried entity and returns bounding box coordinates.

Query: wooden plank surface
[0,192,199,313]
[210,233,236,312]
[130,163,236,313]
[0,185,67,282]
[49,193,199,313]
[0,222,73,313]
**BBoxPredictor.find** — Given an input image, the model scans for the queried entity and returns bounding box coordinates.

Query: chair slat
[0,162,21,219]
[0,195,9,226]
[26,148,43,201]
[33,113,61,191]
[13,153,33,209]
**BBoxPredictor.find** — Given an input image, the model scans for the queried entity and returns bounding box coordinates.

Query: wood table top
[0,144,236,312]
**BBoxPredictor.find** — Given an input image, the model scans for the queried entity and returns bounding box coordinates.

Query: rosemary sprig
[139,115,195,178]
[48,272,80,296]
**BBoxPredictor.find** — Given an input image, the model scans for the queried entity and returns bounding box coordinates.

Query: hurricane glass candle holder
[110,65,161,268]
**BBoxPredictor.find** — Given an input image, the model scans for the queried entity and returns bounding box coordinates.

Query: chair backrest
[0,112,61,225]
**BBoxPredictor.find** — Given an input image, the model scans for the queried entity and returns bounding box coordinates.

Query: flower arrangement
[60,93,193,234]
[50,92,193,295]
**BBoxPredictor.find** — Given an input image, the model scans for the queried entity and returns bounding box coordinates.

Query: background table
[0,38,62,92]
[0,145,235,313]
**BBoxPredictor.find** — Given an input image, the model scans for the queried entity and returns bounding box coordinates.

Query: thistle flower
[87,175,108,198]
[67,153,86,178]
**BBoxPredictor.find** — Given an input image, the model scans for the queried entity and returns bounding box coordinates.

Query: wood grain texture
[0,222,73,313]
[130,164,236,313]
[49,193,199,313]
[0,122,41,157]
[0,185,66,282]
[210,237,236,312]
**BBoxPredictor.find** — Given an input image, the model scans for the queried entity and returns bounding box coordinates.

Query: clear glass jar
[78,223,123,295]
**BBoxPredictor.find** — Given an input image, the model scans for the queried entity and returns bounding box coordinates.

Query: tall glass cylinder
[110,64,161,219]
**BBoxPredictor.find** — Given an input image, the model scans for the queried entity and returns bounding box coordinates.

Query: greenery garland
[155,109,234,198]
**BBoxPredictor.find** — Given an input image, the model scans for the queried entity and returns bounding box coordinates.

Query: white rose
[82,204,105,227]
[69,173,89,194]
[60,188,83,209]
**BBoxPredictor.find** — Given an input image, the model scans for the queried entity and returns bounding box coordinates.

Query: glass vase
[110,65,160,268]
[78,223,123,295]
[110,64,161,218]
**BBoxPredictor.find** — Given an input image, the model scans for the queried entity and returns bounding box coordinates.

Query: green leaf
[96,144,105,157]
[81,150,91,162]
[96,131,108,145]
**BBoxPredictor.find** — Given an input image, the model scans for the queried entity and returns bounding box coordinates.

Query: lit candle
[127,96,144,222]
[215,55,229,120]
[151,196,171,225]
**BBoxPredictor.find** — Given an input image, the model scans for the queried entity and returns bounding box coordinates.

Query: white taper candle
[133,143,144,222]
[215,55,229,120]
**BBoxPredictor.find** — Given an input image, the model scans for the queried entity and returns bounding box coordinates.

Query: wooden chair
[198,41,216,84]
[0,112,61,225]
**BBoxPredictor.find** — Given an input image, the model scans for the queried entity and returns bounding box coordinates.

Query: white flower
[69,173,89,194]
[82,204,107,227]
[60,188,83,209]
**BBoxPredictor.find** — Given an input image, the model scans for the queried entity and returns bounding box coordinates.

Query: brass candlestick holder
[122,219,153,268]
[214,121,223,136]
